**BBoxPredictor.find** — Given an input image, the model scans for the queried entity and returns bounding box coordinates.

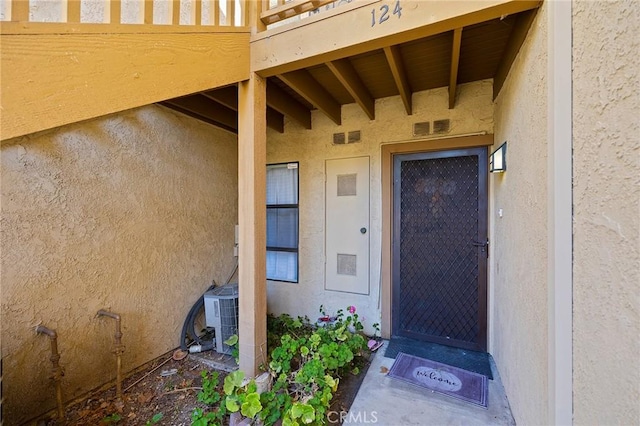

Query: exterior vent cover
[337,254,357,276]
[337,173,357,197]
[333,133,346,144]
[433,119,451,134]
[413,122,430,136]
[347,130,361,143]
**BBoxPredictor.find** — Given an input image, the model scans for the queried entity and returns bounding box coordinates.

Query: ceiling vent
[333,132,346,145]
[433,119,451,134]
[413,121,431,137]
[347,130,361,144]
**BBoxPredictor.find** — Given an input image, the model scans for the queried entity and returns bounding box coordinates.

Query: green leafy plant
[198,371,221,405]
[145,412,163,425]
[224,334,239,364]
[193,305,370,426]
[102,413,122,424]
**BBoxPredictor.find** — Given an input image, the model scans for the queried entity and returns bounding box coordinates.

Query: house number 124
[371,0,402,27]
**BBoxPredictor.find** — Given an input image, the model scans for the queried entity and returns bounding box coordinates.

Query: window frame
[266,162,300,283]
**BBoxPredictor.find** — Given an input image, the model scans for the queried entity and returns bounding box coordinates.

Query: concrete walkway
[345,341,515,425]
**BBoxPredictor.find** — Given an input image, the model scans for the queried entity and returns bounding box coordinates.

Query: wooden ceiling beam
[204,86,286,133]
[493,8,539,100]
[278,70,341,125]
[159,102,238,134]
[203,86,238,110]
[165,94,238,130]
[267,82,312,129]
[384,45,412,116]
[266,107,285,133]
[448,28,463,109]
[326,59,375,120]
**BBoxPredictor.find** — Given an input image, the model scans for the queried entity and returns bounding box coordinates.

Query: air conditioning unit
[204,283,239,355]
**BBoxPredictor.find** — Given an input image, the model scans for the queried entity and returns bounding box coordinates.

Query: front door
[392,147,488,351]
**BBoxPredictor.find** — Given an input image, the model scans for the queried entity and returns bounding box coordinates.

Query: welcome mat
[385,336,493,379]
[388,352,489,408]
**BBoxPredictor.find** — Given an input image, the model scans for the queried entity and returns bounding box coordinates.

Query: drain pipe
[35,325,65,422]
[96,310,124,399]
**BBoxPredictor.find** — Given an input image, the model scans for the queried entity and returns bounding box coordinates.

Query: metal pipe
[36,325,65,422]
[96,310,124,399]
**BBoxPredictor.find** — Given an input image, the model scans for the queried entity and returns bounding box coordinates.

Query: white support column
[547,0,573,424]
[238,73,267,376]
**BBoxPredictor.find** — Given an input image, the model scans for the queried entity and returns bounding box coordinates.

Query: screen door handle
[472,239,489,257]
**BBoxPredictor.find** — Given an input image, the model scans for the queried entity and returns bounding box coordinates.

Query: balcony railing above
[259,0,358,29]
[1,0,250,33]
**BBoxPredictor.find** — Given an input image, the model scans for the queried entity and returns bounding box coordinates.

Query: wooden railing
[1,0,250,32]
[259,0,354,28]
[1,0,359,33]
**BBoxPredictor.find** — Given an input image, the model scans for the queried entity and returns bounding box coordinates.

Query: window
[266,163,299,282]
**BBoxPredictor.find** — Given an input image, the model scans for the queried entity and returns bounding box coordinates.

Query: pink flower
[348,305,356,314]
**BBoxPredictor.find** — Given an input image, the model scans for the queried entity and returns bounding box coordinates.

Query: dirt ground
[42,349,371,426]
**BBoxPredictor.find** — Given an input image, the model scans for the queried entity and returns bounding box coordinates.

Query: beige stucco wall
[266,80,494,335]
[572,1,640,423]
[1,105,238,423]
[492,3,549,424]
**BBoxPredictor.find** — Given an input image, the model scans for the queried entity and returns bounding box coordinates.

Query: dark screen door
[392,147,488,351]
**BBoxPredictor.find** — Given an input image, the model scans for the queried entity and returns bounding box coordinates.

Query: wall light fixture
[489,142,507,173]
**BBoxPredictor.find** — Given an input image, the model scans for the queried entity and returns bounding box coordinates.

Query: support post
[547,0,572,424]
[238,73,268,376]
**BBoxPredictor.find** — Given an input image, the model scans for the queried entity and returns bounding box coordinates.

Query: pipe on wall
[35,325,65,422]
[96,310,125,399]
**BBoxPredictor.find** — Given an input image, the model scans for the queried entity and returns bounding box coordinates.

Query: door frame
[380,134,494,341]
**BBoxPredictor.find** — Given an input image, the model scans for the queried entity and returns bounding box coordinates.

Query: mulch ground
[40,349,370,425]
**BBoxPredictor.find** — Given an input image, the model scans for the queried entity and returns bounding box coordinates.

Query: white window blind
[266,163,299,282]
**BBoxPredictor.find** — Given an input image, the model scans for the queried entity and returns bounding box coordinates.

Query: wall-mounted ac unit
[204,283,239,355]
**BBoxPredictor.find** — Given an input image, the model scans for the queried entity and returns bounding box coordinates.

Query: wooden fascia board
[1,32,249,141]
[167,95,238,129]
[449,28,463,109]
[266,82,312,129]
[159,102,238,134]
[384,46,412,116]
[278,70,341,125]
[493,8,539,100]
[251,0,542,77]
[326,59,375,120]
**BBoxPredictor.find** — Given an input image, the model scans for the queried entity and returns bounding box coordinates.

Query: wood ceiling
[159,9,537,134]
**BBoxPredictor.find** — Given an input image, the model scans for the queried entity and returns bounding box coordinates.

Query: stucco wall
[1,105,238,423]
[572,1,640,423]
[266,80,493,335]
[492,3,549,424]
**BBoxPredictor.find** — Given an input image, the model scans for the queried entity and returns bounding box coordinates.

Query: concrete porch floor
[345,341,515,425]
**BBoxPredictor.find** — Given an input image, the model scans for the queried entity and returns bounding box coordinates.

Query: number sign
[371,0,402,27]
